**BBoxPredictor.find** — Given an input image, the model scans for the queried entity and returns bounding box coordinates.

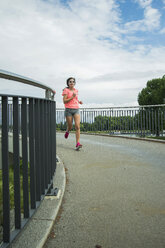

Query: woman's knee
[75,124,80,131]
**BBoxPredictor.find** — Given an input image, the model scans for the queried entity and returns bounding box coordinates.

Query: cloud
[135,0,152,8]
[0,0,165,107]
[144,6,161,30]
[160,28,165,34]
[124,0,161,33]
[86,70,165,83]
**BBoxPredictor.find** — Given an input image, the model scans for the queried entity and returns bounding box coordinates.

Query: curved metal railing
[56,105,165,137]
[0,70,56,247]
[0,69,56,100]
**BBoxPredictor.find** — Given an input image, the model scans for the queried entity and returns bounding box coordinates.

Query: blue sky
[0,0,165,107]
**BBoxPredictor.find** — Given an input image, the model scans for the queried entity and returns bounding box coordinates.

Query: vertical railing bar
[54,101,57,173]
[129,110,131,134]
[146,109,148,136]
[155,109,157,136]
[124,110,126,134]
[110,110,112,134]
[152,109,154,135]
[45,101,49,188]
[53,102,56,173]
[93,110,95,132]
[48,101,51,183]
[158,108,160,136]
[50,102,53,180]
[134,110,137,135]
[116,110,118,133]
[2,96,10,243]
[102,110,103,132]
[91,111,93,132]
[106,111,108,132]
[161,109,163,136]
[127,110,129,134]
[21,97,29,219]
[43,100,47,190]
[121,110,123,134]
[140,108,143,136]
[35,99,41,201]
[132,110,134,135]
[114,110,116,133]
[40,100,45,194]
[136,110,138,135]
[51,101,55,173]
[13,96,21,229]
[149,109,151,136]
[29,98,36,209]
[44,101,47,188]
[91,111,92,132]
[119,110,121,133]
[50,101,53,178]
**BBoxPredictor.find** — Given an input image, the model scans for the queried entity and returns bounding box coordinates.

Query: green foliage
[56,122,67,131]
[56,108,165,137]
[0,160,30,226]
[138,76,165,105]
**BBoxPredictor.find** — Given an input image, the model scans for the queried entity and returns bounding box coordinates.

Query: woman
[62,77,83,150]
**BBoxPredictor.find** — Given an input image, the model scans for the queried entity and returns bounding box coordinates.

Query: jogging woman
[62,77,83,150]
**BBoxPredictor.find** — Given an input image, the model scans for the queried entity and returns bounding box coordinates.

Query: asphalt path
[44,133,165,248]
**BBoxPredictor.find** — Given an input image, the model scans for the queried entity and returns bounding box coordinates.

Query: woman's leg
[66,116,73,131]
[74,114,81,144]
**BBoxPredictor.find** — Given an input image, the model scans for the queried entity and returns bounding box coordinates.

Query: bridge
[45,133,165,248]
[0,70,165,248]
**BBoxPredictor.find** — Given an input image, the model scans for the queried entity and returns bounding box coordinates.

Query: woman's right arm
[63,93,76,104]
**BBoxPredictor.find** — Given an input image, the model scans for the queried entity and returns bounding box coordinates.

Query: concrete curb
[79,132,165,144]
[10,156,66,248]
[57,131,165,144]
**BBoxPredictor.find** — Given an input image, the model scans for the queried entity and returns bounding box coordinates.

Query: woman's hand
[72,92,76,98]
[79,101,83,104]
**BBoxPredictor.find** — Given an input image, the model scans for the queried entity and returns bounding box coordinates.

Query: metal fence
[0,70,56,247]
[56,105,165,137]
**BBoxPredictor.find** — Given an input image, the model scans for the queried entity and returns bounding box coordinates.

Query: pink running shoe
[64,131,69,139]
[76,142,82,150]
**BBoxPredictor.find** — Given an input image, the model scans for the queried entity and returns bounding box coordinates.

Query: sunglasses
[69,80,75,84]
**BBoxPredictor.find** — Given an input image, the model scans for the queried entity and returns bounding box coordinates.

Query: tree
[138,76,165,105]
[138,76,165,136]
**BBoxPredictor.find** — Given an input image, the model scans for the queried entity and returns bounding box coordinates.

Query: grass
[0,161,30,226]
[146,136,165,141]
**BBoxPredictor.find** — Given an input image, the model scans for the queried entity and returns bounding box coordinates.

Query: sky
[0,0,165,107]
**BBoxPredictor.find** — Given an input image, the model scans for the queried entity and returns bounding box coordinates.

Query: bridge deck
[44,133,165,248]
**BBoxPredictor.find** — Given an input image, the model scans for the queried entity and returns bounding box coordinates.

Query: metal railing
[0,69,55,100]
[56,105,165,137]
[0,70,56,247]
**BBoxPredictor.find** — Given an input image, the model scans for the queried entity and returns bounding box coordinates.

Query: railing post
[29,98,36,209]
[45,101,49,188]
[40,100,45,194]
[35,99,41,201]
[21,97,29,218]
[2,96,10,243]
[13,96,21,229]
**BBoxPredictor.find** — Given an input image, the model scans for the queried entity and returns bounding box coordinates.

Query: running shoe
[64,131,69,139]
[76,142,82,150]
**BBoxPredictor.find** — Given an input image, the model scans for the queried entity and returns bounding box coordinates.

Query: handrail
[57,104,165,110]
[0,69,56,100]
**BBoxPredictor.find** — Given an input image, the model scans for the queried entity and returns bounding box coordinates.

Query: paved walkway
[44,133,165,248]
